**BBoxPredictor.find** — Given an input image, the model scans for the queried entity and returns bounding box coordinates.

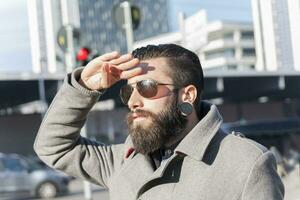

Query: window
[242,48,255,57]
[205,48,235,60]
[241,31,254,39]
[228,65,237,70]
[2,157,25,172]
[223,32,233,39]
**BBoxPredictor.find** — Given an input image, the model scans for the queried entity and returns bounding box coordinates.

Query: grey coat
[34,69,284,200]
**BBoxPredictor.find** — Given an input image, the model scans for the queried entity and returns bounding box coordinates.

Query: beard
[126,96,187,155]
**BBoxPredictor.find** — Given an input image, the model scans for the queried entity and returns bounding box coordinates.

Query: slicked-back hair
[132,44,204,119]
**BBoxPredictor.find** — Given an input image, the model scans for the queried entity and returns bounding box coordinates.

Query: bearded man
[34,44,284,200]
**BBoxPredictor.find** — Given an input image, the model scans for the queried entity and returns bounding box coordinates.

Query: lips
[127,110,154,124]
[132,113,146,120]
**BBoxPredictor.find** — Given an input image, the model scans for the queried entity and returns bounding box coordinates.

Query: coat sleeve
[33,68,124,188]
[241,151,285,200]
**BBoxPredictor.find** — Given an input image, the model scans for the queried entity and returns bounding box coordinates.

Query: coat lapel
[119,136,155,195]
[119,102,223,198]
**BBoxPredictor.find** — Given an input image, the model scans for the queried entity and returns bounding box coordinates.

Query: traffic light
[131,5,141,30]
[76,47,91,66]
[76,47,101,67]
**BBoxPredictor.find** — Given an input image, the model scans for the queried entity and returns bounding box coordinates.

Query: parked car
[0,153,72,199]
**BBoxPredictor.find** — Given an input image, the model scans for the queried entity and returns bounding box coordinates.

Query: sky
[0,0,32,73]
[169,0,252,30]
[0,0,252,73]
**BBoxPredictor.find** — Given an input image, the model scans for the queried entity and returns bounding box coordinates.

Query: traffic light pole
[121,1,134,52]
[61,0,75,73]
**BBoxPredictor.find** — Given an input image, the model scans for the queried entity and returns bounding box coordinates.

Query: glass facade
[78,0,170,54]
[272,0,294,70]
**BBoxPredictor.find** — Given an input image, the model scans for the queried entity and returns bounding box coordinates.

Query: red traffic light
[76,48,90,61]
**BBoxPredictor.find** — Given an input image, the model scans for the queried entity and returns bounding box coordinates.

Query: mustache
[126,109,156,123]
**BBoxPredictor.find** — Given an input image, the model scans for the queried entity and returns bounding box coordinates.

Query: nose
[127,88,144,110]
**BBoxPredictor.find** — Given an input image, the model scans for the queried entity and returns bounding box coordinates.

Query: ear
[179,85,197,104]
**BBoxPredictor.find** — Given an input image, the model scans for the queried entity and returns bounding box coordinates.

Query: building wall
[288,0,300,70]
[28,0,65,74]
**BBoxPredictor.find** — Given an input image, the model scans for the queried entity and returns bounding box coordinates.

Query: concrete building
[251,0,300,71]
[200,21,255,71]
[134,10,256,71]
[27,0,71,74]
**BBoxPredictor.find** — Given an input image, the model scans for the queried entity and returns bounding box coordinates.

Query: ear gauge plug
[178,102,193,117]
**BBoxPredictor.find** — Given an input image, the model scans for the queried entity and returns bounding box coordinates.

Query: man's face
[125,57,187,154]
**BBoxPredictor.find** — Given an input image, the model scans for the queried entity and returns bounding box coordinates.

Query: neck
[164,112,199,148]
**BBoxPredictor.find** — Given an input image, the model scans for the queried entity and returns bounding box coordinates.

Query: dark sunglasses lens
[120,85,133,104]
[137,80,157,98]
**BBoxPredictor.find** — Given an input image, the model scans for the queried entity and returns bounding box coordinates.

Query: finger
[86,51,120,69]
[116,58,140,71]
[109,65,122,76]
[109,54,133,65]
[82,60,103,78]
[98,51,120,61]
[120,67,144,80]
[101,63,110,88]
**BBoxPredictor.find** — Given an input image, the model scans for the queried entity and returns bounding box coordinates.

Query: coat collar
[175,101,223,161]
[120,102,223,198]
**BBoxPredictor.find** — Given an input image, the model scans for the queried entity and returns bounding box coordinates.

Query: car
[0,153,72,199]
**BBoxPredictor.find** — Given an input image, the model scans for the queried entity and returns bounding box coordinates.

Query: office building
[78,0,170,54]
[252,0,300,71]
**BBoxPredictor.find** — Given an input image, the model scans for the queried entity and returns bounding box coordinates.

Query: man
[34,44,284,200]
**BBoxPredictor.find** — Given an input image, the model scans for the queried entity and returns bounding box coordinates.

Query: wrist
[78,78,90,90]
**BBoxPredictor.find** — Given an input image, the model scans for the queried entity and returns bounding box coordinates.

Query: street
[53,180,109,200]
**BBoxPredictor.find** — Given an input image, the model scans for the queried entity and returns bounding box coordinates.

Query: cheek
[143,97,174,114]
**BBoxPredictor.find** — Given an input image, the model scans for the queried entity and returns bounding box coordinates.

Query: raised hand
[79,51,142,90]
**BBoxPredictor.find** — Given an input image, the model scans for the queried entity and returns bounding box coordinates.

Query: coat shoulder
[219,129,269,161]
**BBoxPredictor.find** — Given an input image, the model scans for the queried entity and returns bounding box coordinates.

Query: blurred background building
[78,0,170,54]
[134,10,256,71]
[27,0,170,74]
[251,0,300,71]
[27,0,70,74]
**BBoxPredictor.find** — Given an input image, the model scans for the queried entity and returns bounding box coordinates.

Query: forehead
[128,57,173,84]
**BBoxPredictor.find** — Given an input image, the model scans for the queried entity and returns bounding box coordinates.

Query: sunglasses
[120,79,178,105]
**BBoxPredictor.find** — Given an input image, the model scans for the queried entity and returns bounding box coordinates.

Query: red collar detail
[125,147,135,159]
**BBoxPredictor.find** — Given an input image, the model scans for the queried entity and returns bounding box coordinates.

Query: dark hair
[132,44,204,119]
